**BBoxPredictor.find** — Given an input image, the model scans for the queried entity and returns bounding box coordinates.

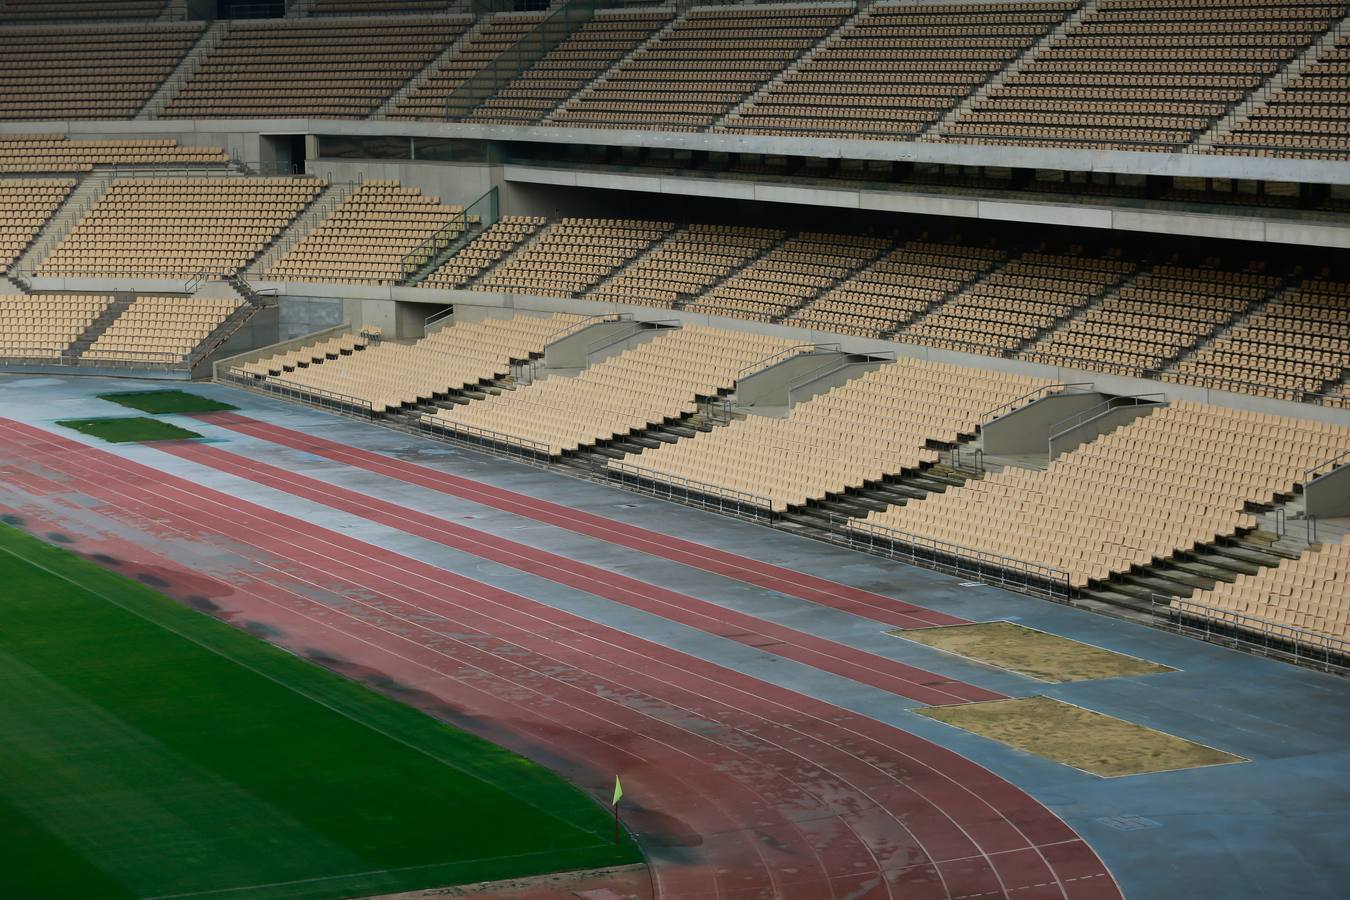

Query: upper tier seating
[588,224,785,309]
[549,5,849,132]
[310,1,455,13]
[424,325,804,455]
[421,216,546,289]
[465,10,674,124]
[0,178,75,272]
[0,22,203,119]
[1023,264,1279,377]
[900,248,1134,355]
[610,359,1052,511]
[683,232,889,322]
[163,17,471,118]
[1210,32,1350,159]
[1164,279,1350,400]
[83,294,243,364]
[472,218,674,297]
[858,401,1350,587]
[1,0,168,21]
[260,312,589,413]
[387,12,549,120]
[942,0,1348,151]
[265,180,464,285]
[36,177,324,279]
[721,1,1073,139]
[0,293,110,359]
[0,135,228,173]
[784,238,1006,337]
[233,331,372,378]
[1174,536,1350,647]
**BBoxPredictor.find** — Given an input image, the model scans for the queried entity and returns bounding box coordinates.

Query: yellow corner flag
[612,776,624,806]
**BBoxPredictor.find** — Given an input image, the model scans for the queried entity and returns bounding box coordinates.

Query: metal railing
[831,514,1074,601]
[979,382,1092,428]
[0,348,188,371]
[1305,449,1350,485]
[1156,369,1346,408]
[398,186,499,286]
[608,461,776,522]
[417,414,554,461]
[1153,594,1349,674]
[1047,392,1166,457]
[783,351,888,408]
[218,368,377,421]
[735,343,837,381]
[445,0,603,121]
[423,306,457,332]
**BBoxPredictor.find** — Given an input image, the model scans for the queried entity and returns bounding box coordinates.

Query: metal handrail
[0,349,188,370]
[545,312,627,347]
[1154,594,1349,673]
[219,369,377,420]
[735,343,838,381]
[423,306,456,331]
[608,461,776,514]
[1046,393,1167,445]
[417,413,554,459]
[1157,369,1346,408]
[831,513,1073,600]
[979,382,1092,427]
[1305,449,1350,485]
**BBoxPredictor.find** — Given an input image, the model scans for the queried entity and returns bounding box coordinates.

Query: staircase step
[1122,572,1200,598]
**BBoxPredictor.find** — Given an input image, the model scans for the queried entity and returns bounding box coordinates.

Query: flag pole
[611,775,623,845]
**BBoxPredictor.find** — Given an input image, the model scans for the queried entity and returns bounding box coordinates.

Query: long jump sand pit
[919,696,1245,777]
[893,620,1175,682]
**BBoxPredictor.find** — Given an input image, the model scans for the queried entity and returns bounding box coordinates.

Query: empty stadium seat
[0,293,111,359]
[83,294,243,364]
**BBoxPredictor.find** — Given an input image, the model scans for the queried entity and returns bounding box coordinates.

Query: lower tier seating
[423,325,804,455]
[1173,536,1350,647]
[256,312,587,413]
[610,358,1053,511]
[36,177,324,279]
[856,401,1350,587]
[265,180,465,285]
[83,294,243,364]
[0,293,110,359]
[233,331,373,378]
[0,178,74,271]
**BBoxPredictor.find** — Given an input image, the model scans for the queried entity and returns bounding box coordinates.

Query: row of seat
[0,178,74,270]
[0,292,109,358]
[83,294,241,363]
[0,135,228,173]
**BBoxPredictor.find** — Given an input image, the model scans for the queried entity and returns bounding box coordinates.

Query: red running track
[0,420,1121,900]
[156,440,1001,707]
[196,412,963,631]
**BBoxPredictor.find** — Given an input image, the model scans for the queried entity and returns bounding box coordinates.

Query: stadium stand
[465,10,674,125]
[608,359,1053,512]
[1211,31,1350,159]
[162,16,472,118]
[1021,263,1280,378]
[0,0,169,21]
[1174,534,1350,647]
[264,180,465,285]
[386,11,550,120]
[940,0,1349,151]
[682,232,890,322]
[246,312,589,413]
[1163,279,1350,400]
[35,177,324,279]
[421,216,547,289]
[232,331,373,378]
[0,293,111,359]
[549,4,850,132]
[309,1,456,13]
[0,136,229,173]
[719,1,1074,139]
[857,401,1350,587]
[82,294,244,364]
[423,325,805,455]
[0,179,74,272]
[900,247,1135,355]
[783,238,1006,337]
[0,22,204,120]
[587,224,786,309]
[471,218,675,297]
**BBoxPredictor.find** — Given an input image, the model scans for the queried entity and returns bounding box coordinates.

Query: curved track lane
[0,420,1121,900]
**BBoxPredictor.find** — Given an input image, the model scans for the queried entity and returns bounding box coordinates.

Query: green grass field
[56,417,203,443]
[0,524,638,900]
[97,390,238,415]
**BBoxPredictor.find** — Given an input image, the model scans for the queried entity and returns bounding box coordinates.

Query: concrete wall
[307,158,496,207]
[192,305,279,379]
[1048,402,1165,459]
[1307,463,1350,519]
[982,392,1108,456]
[278,295,344,341]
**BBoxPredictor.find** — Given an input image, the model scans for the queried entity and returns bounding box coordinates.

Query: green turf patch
[0,524,638,899]
[56,417,203,443]
[97,389,237,415]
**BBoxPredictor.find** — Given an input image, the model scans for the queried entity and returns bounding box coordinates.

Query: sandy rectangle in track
[918,696,1244,777]
[893,621,1174,682]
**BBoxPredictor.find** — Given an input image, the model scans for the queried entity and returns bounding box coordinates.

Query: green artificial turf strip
[0,524,638,900]
[97,390,237,415]
[55,417,203,443]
